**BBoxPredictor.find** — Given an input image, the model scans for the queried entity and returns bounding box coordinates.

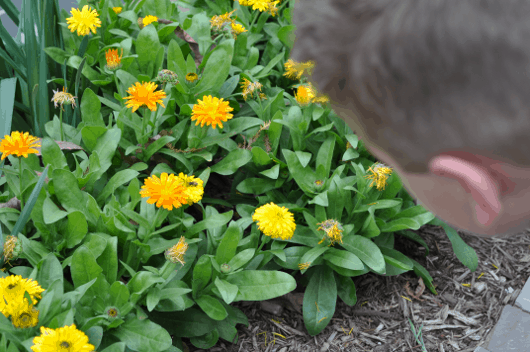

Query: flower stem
[19,158,24,211]
[59,108,64,141]
[249,11,259,30]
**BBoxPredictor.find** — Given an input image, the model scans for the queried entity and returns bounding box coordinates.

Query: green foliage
[0,0,479,349]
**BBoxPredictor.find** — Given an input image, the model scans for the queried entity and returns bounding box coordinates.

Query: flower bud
[220,263,231,273]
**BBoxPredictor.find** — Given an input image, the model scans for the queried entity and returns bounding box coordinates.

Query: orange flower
[0,132,41,160]
[123,82,167,113]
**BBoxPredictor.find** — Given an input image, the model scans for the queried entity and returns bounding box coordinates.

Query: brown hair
[290,0,530,173]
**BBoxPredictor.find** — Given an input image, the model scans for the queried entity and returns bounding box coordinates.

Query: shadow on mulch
[185,225,530,352]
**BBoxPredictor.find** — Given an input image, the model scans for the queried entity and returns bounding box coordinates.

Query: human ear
[428,155,503,228]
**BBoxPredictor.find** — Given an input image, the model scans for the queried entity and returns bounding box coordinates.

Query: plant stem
[249,11,259,29]
[59,108,64,141]
[19,158,24,211]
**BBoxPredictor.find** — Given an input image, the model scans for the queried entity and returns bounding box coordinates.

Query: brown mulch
[186,225,530,352]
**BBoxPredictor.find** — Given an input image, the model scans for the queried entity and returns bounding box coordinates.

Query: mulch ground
[184,224,530,352]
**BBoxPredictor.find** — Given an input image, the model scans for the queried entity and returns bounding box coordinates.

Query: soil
[184,224,530,352]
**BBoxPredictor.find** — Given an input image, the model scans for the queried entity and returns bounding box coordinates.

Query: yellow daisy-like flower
[298,262,311,270]
[3,235,22,263]
[165,236,188,265]
[238,0,254,6]
[112,7,122,14]
[0,131,41,161]
[31,324,95,352]
[251,0,270,12]
[252,202,296,240]
[365,163,393,191]
[191,95,234,129]
[295,84,316,106]
[267,1,280,16]
[317,219,344,246]
[105,48,123,70]
[143,15,158,27]
[123,82,167,113]
[231,22,247,39]
[51,86,78,112]
[140,173,189,211]
[240,78,263,101]
[66,5,102,36]
[185,72,199,83]
[283,59,315,80]
[9,298,39,329]
[177,173,204,205]
[0,275,44,316]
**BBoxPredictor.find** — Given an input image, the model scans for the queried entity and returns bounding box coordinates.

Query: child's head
[290,0,530,237]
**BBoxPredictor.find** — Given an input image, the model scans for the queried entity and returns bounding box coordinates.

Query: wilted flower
[210,9,237,31]
[51,86,77,111]
[3,235,22,263]
[252,202,296,240]
[66,5,102,36]
[191,95,234,129]
[31,324,95,352]
[365,163,393,191]
[165,236,188,265]
[298,262,311,270]
[0,132,41,160]
[240,78,263,101]
[123,82,167,113]
[283,59,315,80]
[105,48,123,70]
[317,219,344,246]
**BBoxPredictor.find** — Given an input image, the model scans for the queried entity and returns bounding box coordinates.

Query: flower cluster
[0,131,41,160]
[191,95,234,129]
[210,9,248,39]
[365,163,393,191]
[240,78,266,101]
[316,219,344,246]
[0,275,44,329]
[140,172,204,211]
[252,202,296,240]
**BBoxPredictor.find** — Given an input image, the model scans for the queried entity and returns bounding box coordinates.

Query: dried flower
[298,262,311,270]
[240,78,263,101]
[210,9,237,31]
[165,236,188,265]
[365,163,393,191]
[283,59,315,80]
[191,95,234,129]
[317,219,344,246]
[51,87,77,111]
[3,235,22,263]
[252,202,296,240]
[123,82,167,113]
[66,5,102,36]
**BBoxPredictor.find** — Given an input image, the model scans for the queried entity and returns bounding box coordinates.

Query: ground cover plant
[0,0,481,350]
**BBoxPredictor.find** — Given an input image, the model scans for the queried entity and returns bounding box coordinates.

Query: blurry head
[290,0,530,237]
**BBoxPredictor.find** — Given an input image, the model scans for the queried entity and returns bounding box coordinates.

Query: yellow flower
[298,262,311,270]
[346,142,352,149]
[0,275,44,316]
[0,131,41,161]
[283,59,315,80]
[252,202,296,240]
[3,235,22,263]
[250,0,270,12]
[231,22,247,39]
[143,15,158,27]
[238,0,254,6]
[31,324,95,352]
[112,7,122,14]
[165,236,188,265]
[66,5,102,36]
[317,219,344,246]
[240,78,263,101]
[259,92,267,100]
[140,173,189,211]
[185,72,199,83]
[191,95,234,129]
[267,1,280,16]
[51,86,77,111]
[177,173,204,205]
[295,84,316,106]
[105,48,123,70]
[365,163,393,191]
[123,82,167,113]
[314,180,324,187]
[9,298,39,329]
[211,9,237,31]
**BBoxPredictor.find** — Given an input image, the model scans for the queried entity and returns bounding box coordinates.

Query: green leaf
[227,248,255,272]
[379,218,421,232]
[41,137,68,171]
[127,271,165,303]
[341,235,386,274]
[215,224,241,265]
[186,211,233,238]
[195,39,233,93]
[190,330,219,350]
[336,274,357,306]
[80,88,105,126]
[211,149,252,175]
[195,295,228,321]
[219,75,240,99]
[158,307,216,338]
[323,248,364,271]
[81,126,108,153]
[42,197,68,224]
[392,205,436,227]
[379,246,414,271]
[71,246,103,289]
[409,257,438,295]
[143,136,176,161]
[300,246,329,273]
[96,169,140,205]
[251,146,272,166]
[52,169,84,212]
[303,266,336,336]
[431,218,478,272]
[97,236,118,284]
[282,149,316,195]
[236,177,277,194]
[225,271,296,301]
[214,277,238,304]
[193,255,212,298]
[111,318,172,351]
[315,136,335,179]
[136,24,161,75]
[66,211,88,248]
[273,246,310,270]
[259,164,280,179]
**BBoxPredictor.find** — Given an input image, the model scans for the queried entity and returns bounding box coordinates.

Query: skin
[332,106,530,238]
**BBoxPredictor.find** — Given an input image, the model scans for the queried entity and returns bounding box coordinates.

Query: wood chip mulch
[186,225,530,352]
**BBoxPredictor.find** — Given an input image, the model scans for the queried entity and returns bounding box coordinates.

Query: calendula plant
[0,0,480,350]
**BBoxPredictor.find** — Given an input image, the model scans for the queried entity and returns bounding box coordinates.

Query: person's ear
[428,154,503,228]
